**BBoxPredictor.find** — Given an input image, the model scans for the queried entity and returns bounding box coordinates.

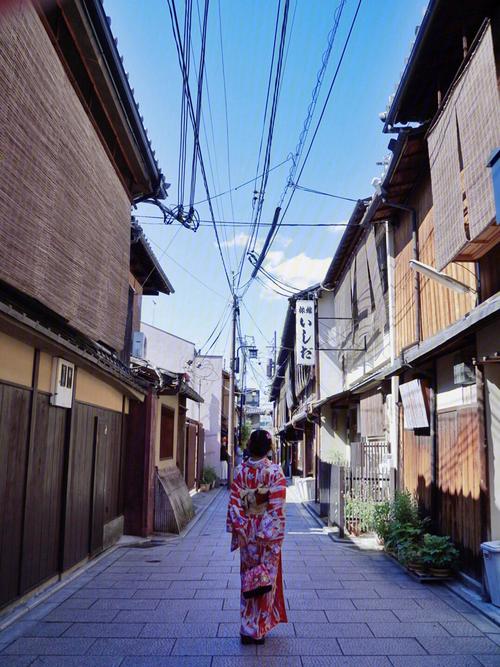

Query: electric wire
[148,237,226,299]
[188,0,210,211]
[251,0,363,281]
[236,0,290,290]
[267,0,363,254]
[193,157,290,206]
[137,218,349,227]
[166,0,233,292]
[217,0,238,270]
[292,183,358,202]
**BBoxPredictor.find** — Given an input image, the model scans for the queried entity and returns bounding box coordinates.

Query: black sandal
[240,634,265,645]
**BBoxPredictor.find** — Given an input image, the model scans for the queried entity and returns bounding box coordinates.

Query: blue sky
[105,0,425,393]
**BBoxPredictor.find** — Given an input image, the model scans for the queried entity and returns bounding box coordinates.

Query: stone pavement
[1,488,500,666]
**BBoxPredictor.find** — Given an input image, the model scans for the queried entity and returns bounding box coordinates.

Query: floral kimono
[227,457,288,639]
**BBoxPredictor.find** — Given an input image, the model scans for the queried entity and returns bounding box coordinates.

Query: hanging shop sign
[295,299,315,367]
[399,379,430,430]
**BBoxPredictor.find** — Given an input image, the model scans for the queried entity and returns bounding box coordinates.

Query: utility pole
[228,292,238,482]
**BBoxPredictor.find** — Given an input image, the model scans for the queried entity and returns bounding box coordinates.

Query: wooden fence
[326,439,395,536]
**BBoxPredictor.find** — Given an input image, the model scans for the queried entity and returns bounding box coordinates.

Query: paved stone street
[1,490,500,666]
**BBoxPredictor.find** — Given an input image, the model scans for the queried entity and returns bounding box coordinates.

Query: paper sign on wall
[399,379,429,429]
[295,299,315,366]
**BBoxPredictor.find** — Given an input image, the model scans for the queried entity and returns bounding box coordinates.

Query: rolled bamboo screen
[428,22,500,271]
[456,24,500,240]
[0,4,130,350]
[427,89,467,271]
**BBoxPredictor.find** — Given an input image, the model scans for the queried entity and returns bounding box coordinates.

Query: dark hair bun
[248,429,272,458]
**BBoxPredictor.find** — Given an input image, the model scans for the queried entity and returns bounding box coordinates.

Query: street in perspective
[1,0,500,664]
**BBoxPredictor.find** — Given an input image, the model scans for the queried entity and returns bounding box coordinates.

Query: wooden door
[20,395,66,594]
[160,406,175,460]
[185,421,197,490]
[0,383,31,608]
[196,425,204,488]
[437,407,482,574]
[90,416,107,556]
[63,404,95,570]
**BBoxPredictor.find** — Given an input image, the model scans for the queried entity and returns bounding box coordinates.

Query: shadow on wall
[414,473,486,580]
[209,394,220,438]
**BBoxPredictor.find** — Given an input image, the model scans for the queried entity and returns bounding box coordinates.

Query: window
[160,406,175,460]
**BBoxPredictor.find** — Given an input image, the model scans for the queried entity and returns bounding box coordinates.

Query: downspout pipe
[381,198,421,344]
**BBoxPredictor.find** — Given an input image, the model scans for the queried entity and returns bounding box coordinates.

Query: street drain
[146,559,162,563]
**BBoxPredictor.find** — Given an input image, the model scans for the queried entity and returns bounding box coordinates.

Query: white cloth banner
[295,299,315,366]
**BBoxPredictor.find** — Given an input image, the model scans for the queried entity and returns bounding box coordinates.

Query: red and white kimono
[227,457,288,639]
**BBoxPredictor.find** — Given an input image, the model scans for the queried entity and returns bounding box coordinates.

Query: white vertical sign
[295,299,315,366]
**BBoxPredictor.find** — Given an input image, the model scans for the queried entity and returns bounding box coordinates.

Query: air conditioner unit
[50,358,75,408]
[132,331,147,359]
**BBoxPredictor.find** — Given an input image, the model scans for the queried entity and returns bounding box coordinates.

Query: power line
[237,0,291,290]
[269,0,363,252]
[293,184,358,202]
[148,237,226,298]
[193,158,290,206]
[136,216,349,227]
[217,0,237,271]
[166,0,233,293]
[253,0,363,275]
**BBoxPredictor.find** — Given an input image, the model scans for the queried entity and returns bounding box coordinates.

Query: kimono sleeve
[256,466,286,543]
[226,468,249,548]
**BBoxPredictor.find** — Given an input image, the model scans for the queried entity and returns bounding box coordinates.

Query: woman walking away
[227,429,288,644]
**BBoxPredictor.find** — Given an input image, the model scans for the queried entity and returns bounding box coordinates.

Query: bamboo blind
[394,178,476,353]
[0,4,130,350]
[428,23,500,270]
[456,24,500,240]
[427,90,467,271]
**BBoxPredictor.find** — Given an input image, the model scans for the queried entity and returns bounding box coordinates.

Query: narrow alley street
[0,489,499,666]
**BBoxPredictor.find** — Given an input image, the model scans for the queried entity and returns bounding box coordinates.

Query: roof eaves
[322,198,370,288]
[83,0,166,198]
[383,0,438,131]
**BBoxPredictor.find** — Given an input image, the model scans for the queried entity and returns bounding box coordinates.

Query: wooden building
[369,0,500,577]
[271,287,319,497]
[0,0,166,610]
[271,0,500,581]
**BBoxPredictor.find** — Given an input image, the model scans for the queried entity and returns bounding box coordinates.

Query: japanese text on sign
[295,299,315,366]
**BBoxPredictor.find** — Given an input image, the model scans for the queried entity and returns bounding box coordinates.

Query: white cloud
[258,251,331,300]
[219,233,250,248]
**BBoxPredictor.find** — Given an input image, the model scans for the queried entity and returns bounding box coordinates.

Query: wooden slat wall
[394,176,476,353]
[0,383,31,608]
[0,4,130,350]
[65,403,124,566]
[359,390,384,438]
[400,425,433,515]
[437,407,482,574]
[63,403,95,570]
[20,395,67,594]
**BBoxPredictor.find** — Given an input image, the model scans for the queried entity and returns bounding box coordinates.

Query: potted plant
[397,540,426,575]
[200,466,217,491]
[421,534,459,577]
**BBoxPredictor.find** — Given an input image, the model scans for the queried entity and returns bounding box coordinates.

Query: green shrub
[392,490,420,527]
[344,493,376,535]
[201,466,217,484]
[421,534,459,569]
[373,501,391,542]
[397,540,424,567]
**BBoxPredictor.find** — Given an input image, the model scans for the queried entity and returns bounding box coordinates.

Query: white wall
[141,322,195,373]
[477,321,500,540]
[317,291,343,399]
[190,356,224,477]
